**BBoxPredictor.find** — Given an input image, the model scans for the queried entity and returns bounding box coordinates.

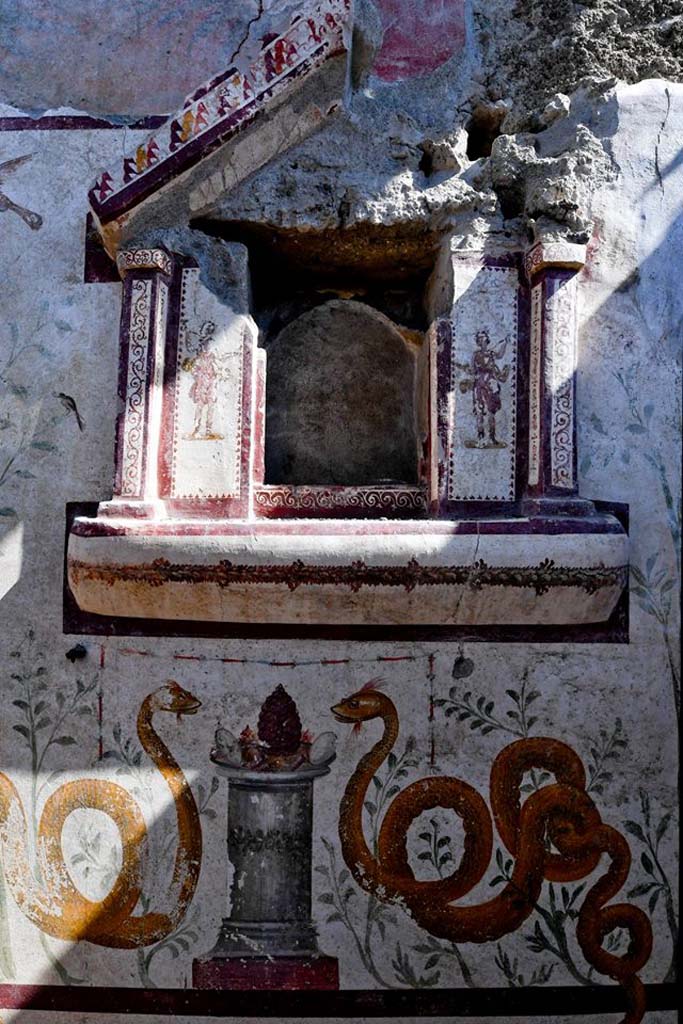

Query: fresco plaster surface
[0,4,680,1022]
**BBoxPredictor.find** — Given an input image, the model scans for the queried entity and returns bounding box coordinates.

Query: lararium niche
[65,0,629,636]
[264,300,420,490]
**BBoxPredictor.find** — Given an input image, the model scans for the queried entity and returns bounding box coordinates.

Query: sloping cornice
[89,0,352,252]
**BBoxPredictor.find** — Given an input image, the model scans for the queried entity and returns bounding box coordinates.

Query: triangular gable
[89,0,351,244]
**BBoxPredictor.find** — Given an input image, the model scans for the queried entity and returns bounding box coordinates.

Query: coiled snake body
[333,687,652,1024]
[0,681,202,948]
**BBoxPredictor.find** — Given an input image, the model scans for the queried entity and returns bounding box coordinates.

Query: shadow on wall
[0,660,210,1002]
[576,92,683,720]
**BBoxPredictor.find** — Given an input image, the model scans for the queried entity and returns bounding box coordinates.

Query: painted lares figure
[181,319,223,440]
[456,330,510,448]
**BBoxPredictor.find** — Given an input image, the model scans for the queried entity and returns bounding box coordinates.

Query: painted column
[193,764,338,990]
[523,240,592,515]
[194,686,339,990]
[99,247,173,518]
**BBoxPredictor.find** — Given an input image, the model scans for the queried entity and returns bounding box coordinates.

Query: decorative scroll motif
[116,248,173,277]
[69,557,628,597]
[89,0,350,220]
[119,279,152,497]
[170,268,245,499]
[254,486,428,517]
[229,826,308,856]
[528,283,543,488]
[448,260,518,501]
[144,281,168,500]
[546,276,577,489]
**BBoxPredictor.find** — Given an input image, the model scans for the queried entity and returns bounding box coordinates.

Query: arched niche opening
[264,299,420,486]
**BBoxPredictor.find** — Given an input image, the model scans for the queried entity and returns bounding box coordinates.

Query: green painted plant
[8,629,97,984]
[434,671,541,740]
[494,943,555,987]
[0,313,73,518]
[585,367,681,715]
[625,789,678,983]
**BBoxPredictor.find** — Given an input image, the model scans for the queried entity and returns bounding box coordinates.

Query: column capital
[116,247,174,278]
[524,239,587,279]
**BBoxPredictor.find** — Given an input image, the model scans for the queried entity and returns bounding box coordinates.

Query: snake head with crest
[331,679,652,1024]
[152,679,202,721]
[331,678,387,734]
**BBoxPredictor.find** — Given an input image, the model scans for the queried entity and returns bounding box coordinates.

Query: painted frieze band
[524,239,587,277]
[254,485,428,518]
[69,556,628,597]
[116,248,174,278]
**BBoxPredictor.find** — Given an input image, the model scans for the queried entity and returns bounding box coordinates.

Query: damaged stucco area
[478,0,683,128]
[149,0,683,256]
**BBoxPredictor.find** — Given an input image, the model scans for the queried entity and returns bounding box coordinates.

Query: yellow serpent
[0,681,202,948]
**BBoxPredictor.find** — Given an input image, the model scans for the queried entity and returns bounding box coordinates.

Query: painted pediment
[89,0,351,254]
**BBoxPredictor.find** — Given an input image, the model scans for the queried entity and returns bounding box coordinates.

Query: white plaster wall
[0,80,679,1021]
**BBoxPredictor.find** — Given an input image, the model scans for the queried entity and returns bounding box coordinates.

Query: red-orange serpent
[333,687,652,1023]
[0,681,202,948]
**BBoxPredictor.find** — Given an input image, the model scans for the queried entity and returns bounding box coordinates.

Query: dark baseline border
[0,115,167,132]
[0,982,677,1016]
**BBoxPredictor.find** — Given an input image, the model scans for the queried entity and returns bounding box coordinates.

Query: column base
[521,496,595,517]
[192,954,339,990]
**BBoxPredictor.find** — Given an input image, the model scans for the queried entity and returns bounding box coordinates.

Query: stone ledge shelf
[67,514,627,627]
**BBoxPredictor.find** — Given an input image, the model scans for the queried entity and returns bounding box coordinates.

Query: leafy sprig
[364,736,419,840]
[137,902,200,987]
[315,835,396,989]
[412,933,476,988]
[391,941,440,988]
[69,820,120,896]
[434,673,541,740]
[625,789,677,981]
[523,883,593,986]
[416,816,453,877]
[585,718,627,795]
[494,943,555,987]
